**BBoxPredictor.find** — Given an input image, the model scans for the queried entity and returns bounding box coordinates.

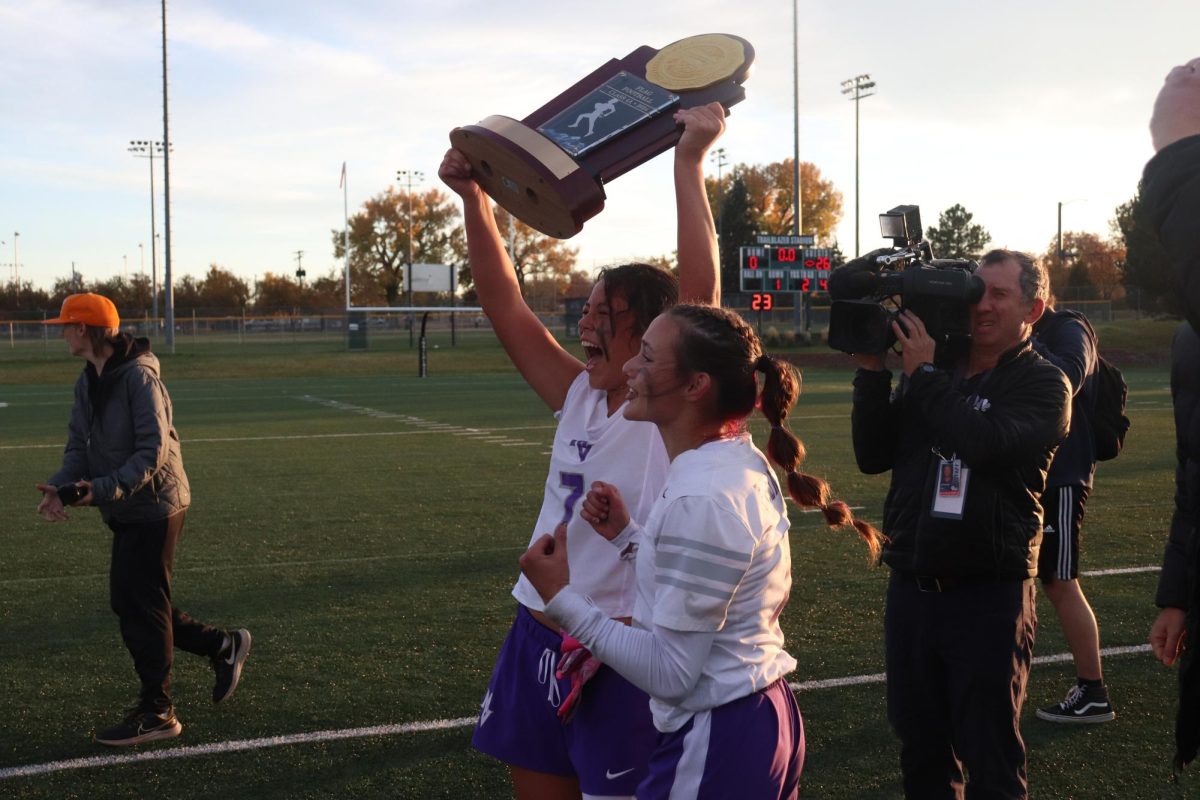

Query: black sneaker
[212,628,252,703]
[1036,683,1115,723]
[94,707,182,746]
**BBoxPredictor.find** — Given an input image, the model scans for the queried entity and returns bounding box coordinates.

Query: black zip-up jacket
[1143,133,1200,333]
[1145,133,1200,609]
[1158,323,1200,609]
[851,340,1071,579]
[47,334,190,525]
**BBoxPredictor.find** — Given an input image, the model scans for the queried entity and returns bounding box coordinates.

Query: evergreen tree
[717,174,758,299]
[924,204,991,261]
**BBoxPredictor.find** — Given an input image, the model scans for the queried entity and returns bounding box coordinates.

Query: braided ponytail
[665,304,883,561]
[755,354,884,561]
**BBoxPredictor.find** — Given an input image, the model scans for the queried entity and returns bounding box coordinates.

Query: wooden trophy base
[451,33,753,239]
[449,116,606,240]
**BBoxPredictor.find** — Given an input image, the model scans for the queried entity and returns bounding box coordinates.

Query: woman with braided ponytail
[521,304,880,798]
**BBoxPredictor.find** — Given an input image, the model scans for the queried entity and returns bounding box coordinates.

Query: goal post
[344,261,482,354]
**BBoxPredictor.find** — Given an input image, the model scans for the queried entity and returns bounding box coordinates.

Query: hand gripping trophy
[450,33,754,238]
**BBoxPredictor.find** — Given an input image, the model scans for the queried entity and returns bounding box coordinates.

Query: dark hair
[595,263,678,337]
[84,325,119,353]
[666,304,883,559]
[979,249,1048,305]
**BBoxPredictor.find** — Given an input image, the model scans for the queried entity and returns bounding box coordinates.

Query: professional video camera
[827,205,983,363]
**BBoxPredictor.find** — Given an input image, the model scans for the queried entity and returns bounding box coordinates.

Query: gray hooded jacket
[47,334,190,525]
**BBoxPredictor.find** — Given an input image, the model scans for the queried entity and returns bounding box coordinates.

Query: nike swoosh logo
[606,768,635,780]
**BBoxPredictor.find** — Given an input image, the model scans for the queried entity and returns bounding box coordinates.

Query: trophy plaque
[450,33,754,239]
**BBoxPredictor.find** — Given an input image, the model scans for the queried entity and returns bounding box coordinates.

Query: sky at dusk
[0,0,1195,295]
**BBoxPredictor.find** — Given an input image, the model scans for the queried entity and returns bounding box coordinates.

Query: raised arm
[440,149,582,411]
[673,103,725,305]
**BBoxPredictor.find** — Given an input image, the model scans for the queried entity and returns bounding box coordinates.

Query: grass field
[0,323,1194,799]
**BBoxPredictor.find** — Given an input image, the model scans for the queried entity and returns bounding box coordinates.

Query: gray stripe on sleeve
[658,534,751,563]
[656,574,735,601]
[656,550,746,585]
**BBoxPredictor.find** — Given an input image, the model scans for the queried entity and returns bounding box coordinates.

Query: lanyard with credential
[928,365,992,520]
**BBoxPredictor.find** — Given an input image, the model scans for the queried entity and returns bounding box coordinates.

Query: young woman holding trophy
[441,101,725,800]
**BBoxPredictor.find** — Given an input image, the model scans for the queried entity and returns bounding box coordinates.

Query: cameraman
[850,250,1071,799]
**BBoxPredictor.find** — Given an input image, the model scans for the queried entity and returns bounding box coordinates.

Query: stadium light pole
[128,140,165,320]
[159,0,176,352]
[792,0,802,236]
[840,74,875,257]
[397,168,424,347]
[13,231,19,286]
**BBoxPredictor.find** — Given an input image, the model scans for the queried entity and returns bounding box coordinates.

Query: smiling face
[969,258,1043,358]
[621,314,687,423]
[578,279,642,394]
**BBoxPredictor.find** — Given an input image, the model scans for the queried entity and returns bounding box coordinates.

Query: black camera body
[827,205,983,363]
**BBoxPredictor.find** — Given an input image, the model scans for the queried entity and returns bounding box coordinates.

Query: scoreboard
[739,245,833,294]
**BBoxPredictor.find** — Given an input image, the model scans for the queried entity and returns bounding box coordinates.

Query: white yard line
[0,717,477,780]
[0,643,1157,781]
[787,643,1154,692]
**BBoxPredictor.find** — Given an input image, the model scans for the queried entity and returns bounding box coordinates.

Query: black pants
[884,572,1037,800]
[108,510,225,711]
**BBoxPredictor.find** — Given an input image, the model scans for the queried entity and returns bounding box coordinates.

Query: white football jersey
[635,434,797,731]
[512,371,670,618]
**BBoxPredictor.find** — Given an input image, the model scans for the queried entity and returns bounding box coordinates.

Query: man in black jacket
[1143,56,1200,770]
[851,250,1071,799]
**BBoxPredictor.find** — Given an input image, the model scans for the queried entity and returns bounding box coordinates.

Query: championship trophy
[450,33,754,239]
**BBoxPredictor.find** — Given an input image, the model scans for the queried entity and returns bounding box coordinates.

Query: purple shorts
[471,605,656,795]
[639,678,804,800]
